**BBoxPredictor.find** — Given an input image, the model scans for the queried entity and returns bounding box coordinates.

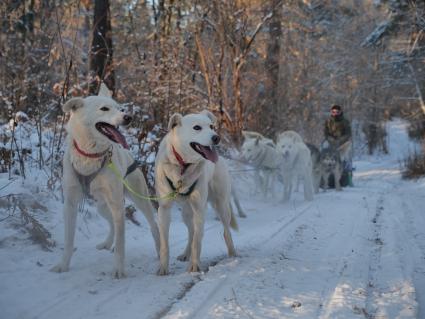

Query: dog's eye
[210,125,214,130]
[193,125,202,131]
[100,106,110,111]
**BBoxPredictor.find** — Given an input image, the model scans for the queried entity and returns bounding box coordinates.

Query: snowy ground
[1,119,424,319]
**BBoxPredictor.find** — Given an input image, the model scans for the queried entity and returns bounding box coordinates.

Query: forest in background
[1,0,424,182]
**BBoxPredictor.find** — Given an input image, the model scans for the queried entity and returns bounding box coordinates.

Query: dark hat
[330,104,342,111]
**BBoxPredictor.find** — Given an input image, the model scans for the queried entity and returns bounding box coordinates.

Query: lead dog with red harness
[50,85,160,278]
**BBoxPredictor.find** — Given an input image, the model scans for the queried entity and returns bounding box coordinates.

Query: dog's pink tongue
[108,126,129,149]
[201,145,218,163]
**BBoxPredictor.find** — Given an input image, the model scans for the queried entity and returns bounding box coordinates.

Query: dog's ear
[168,113,183,130]
[62,98,84,113]
[98,83,113,97]
[200,110,217,125]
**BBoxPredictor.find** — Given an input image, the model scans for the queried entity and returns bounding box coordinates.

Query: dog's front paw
[157,266,169,276]
[187,262,202,273]
[96,241,113,251]
[50,263,69,273]
[112,268,126,279]
[228,249,237,258]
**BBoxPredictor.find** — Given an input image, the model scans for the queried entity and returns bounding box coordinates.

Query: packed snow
[1,119,424,319]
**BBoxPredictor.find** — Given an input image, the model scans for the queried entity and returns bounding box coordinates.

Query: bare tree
[89,0,114,95]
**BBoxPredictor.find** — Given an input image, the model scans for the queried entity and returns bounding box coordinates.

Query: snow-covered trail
[162,165,423,319]
[1,119,425,319]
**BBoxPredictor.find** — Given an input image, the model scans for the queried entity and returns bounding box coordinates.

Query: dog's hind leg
[231,186,246,218]
[334,168,342,191]
[126,171,160,256]
[253,170,262,196]
[211,196,237,257]
[95,200,114,250]
[303,173,314,201]
[50,186,82,273]
[177,203,193,262]
[282,171,293,202]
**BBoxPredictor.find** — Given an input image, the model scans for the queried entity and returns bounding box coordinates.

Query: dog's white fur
[241,131,282,198]
[50,86,160,278]
[276,130,314,202]
[155,110,237,275]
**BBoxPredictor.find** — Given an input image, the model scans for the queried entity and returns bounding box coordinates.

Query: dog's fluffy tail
[229,204,239,231]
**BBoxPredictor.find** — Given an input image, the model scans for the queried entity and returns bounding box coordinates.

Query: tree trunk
[89,0,114,95]
[265,0,282,136]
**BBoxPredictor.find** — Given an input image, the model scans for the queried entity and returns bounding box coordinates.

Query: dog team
[51,85,352,278]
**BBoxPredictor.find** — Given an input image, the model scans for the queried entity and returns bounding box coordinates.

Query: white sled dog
[241,131,282,198]
[51,85,160,278]
[276,130,314,202]
[155,110,238,275]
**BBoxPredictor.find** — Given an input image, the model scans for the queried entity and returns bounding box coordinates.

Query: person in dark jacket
[324,105,352,147]
[323,104,353,186]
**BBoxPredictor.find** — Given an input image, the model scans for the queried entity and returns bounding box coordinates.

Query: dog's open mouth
[190,142,218,163]
[95,122,129,149]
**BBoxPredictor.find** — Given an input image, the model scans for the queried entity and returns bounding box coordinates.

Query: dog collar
[73,140,110,159]
[172,146,191,175]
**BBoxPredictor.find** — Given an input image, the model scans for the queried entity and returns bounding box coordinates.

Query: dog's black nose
[123,115,132,125]
[212,134,220,145]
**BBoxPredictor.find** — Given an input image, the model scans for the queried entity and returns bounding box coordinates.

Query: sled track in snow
[154,202,316,319]
[363,194,385,319]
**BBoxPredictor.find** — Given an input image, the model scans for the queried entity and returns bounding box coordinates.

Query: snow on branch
[361,17,397,47]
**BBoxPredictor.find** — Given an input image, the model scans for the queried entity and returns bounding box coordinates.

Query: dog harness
[72,140,138,196]
[165,176,197,197]
[163,146,198,197]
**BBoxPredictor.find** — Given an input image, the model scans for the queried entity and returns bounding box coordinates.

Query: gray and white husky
[319,141,352,191]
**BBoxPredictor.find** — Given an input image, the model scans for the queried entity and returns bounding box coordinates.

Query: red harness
[73,140,109,159]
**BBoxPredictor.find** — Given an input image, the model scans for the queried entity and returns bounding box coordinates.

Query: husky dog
[155,110,237,275]
[276,130,314,202]
[320,141,352,190]
[50,85,160,278]
[241,131,281,198]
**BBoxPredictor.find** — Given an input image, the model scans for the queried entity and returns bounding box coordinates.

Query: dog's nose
[212,134,220,145]
[123,115,132,125]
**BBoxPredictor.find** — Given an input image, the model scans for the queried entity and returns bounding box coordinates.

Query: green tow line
[107,161,178,201]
